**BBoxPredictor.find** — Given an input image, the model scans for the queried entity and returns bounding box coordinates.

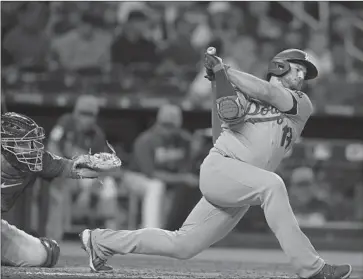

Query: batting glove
[204,47,225,81]
[204,68,215,81]
[204,47,224,72]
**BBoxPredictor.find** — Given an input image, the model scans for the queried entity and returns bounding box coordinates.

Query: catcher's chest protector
[1,155,37,212]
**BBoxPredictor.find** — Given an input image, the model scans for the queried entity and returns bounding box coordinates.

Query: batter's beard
[281,76,303,91]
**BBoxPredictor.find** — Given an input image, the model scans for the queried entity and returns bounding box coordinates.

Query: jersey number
[280,125,292,149]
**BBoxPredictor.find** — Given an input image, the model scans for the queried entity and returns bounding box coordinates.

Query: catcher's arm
[39,151,99,179]
[40,142,121,180]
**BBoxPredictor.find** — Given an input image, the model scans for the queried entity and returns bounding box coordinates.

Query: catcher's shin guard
[39,237,60,267]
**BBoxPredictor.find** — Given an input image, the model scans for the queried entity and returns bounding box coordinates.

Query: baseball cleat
[308,264,352,279]
[79,229,113,273]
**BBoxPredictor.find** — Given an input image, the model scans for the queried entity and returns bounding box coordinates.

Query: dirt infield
[2,242,363,279]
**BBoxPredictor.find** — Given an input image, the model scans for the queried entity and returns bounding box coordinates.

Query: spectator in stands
[315,168,353,222]
[45,95,115,241]
[331,14,349,46]
[304,30,333,80]
[1,2,23,42]
[164,129,212,231]
[245,2,283,43]
[191,2,240,52]
[354,172,363,222]
[115,2,150,24]
[302,30,334,101]
[224,36,258,73]
[330,44,347,78]
[330,14,354,79]
[3,2,50,71]
[51,13,112,73]
[284,27,305,50]
[158,14,201,94]
[47,2,83,36]
[111,10,160,71]
[123,104,197,229]
[1,47,15,69]
[158,14,200,83]
[288,167,329,227]
[250,39,276,79]
[190,12,212,50]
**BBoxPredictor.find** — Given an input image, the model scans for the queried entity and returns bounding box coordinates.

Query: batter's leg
[165,186,202,231]
[1,219,47,266]
[89,197,249,261]
[199,152,325,278]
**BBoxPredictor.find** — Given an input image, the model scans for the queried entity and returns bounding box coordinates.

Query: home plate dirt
[2,242,363,279]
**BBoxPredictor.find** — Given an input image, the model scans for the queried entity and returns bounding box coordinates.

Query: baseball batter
[79,48,352,279]
[1,112,111,267]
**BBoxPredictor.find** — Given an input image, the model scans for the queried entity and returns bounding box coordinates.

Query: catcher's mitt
[73,142,122,176]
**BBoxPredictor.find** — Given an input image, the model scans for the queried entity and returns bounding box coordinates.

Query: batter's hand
[204,47,223,72]
[204,68,215,81]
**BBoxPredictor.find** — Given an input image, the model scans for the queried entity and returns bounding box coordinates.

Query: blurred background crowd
[2,1,363,109]
[1,1,363,249]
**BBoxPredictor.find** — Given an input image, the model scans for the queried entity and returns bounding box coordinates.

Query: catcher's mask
[267,49,318,81]
[1,112,45,172]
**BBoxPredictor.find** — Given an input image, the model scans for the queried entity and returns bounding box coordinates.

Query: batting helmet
[267,49,318,81]
[1,112,45,172]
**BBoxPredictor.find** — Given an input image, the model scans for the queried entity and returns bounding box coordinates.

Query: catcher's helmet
[1,112,45,172]
[267,49,318,81]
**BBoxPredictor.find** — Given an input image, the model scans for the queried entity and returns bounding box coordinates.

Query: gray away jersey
[213,89,313,172]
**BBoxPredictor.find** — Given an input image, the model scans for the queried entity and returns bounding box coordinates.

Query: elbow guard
[216,96,246,124]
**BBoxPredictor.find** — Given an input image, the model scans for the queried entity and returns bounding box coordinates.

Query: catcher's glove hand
[72,142,122,178]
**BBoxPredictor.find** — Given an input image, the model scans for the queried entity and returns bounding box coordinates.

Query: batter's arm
[225,67,294,113]
[210,65,249,143]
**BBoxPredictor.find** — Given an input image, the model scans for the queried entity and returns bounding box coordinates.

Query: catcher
[1,112,121,267]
